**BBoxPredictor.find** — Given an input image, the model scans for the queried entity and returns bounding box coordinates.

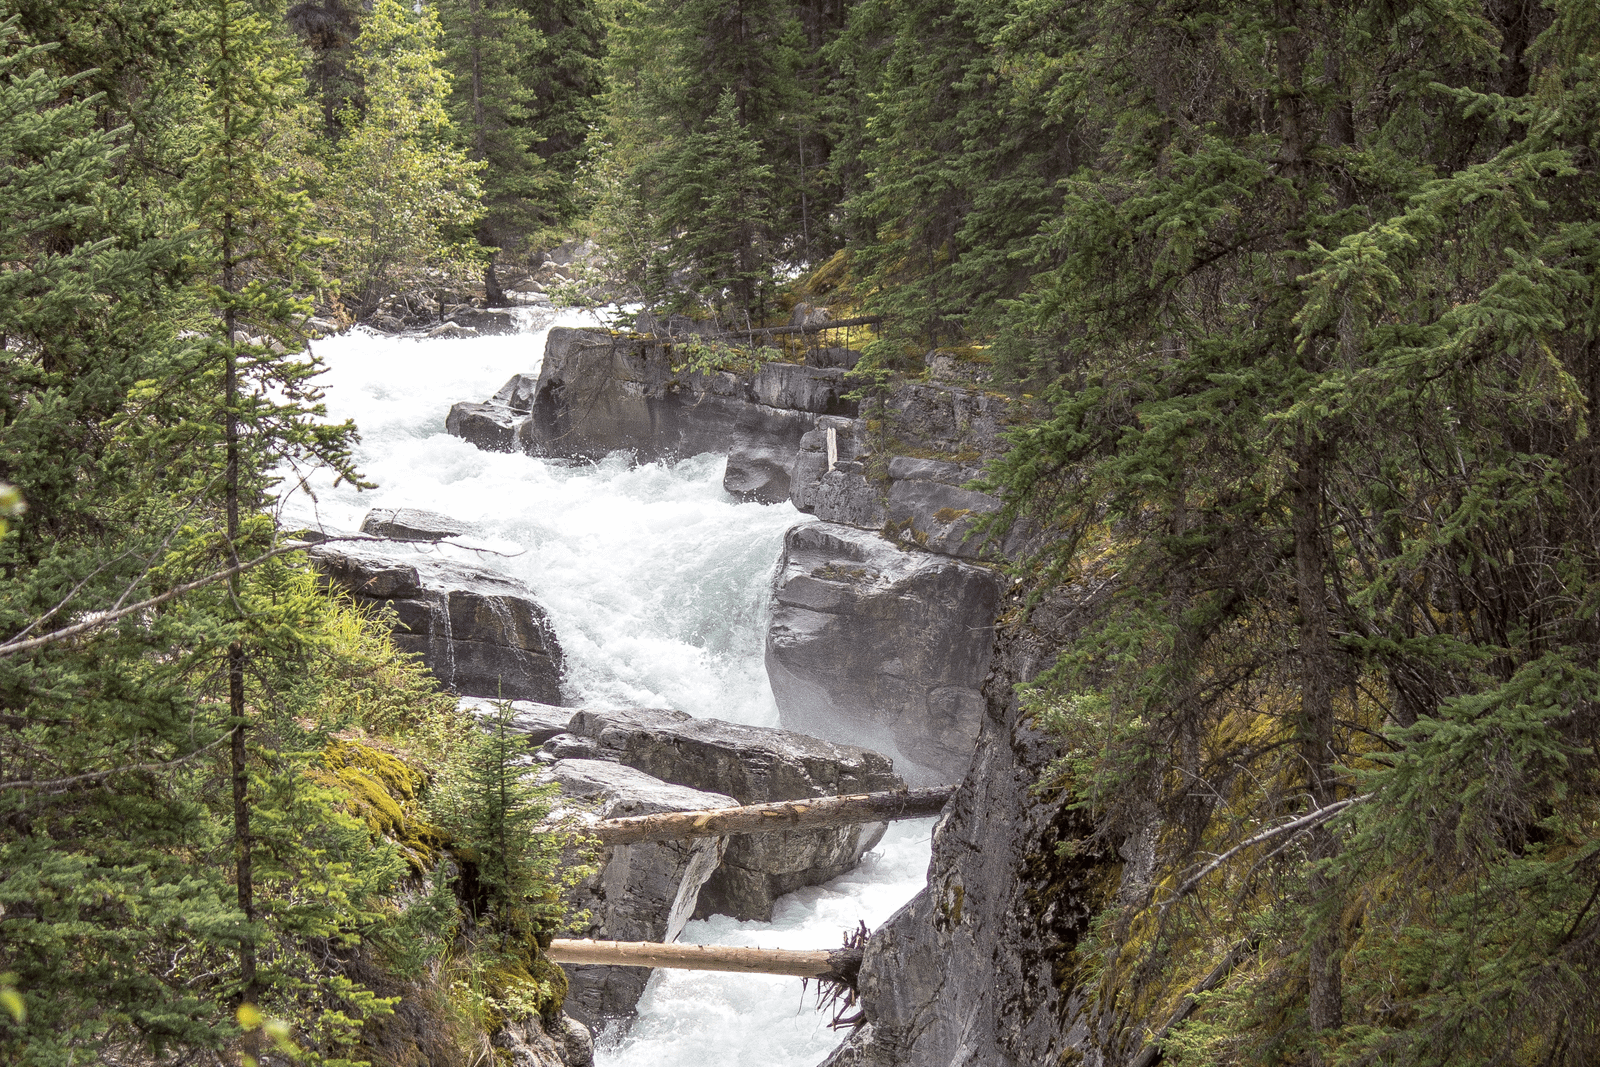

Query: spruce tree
[435,702,562,949]
[435,0,604,283]
[980,0,1600,1062]
[177,0,372,1028]
[321,0,485,317]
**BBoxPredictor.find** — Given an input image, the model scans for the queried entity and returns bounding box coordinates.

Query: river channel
[276,310,932,1067]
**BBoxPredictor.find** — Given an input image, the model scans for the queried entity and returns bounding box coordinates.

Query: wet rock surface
[557,706,903,920]
[446,398,522,452]
[458,697,572,744]
[765,523,1002,782]
[497,1013,595,1067]
[818,580,1119,1067]
[359,507,475,542]
[542,759,736,1025]
[310,541,563,704]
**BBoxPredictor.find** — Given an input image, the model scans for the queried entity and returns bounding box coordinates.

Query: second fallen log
[547,938,864,985]
[587,786,953,845]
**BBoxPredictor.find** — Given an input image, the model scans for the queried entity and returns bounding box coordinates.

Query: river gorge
[277,311,940,1066]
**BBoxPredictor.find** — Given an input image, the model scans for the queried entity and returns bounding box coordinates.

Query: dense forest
[2,0,1598,1062]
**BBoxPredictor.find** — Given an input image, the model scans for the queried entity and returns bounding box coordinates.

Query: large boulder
[765,523,1003,782]
[445,372,542,452]
[446,400,522,452]
[311,543,563,704]
[515,328,851,503]
[359,507,474,542]
[543,759,736,1025]
[549,706,902,920]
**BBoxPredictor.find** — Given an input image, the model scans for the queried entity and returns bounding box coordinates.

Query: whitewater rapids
[277,309,931,1067]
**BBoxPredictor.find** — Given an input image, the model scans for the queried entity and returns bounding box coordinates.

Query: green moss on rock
[313,738,447,875]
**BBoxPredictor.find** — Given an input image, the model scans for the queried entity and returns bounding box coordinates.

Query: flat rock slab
[564,706,901,802]
[458,697,573,745]
[311,543,563,704]
[543,759,736,1026]
[554,707,901,920]
[360,507,476,542]
[765,522,1003,782]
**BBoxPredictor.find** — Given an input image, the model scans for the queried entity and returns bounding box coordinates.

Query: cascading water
[278,310,933,1067]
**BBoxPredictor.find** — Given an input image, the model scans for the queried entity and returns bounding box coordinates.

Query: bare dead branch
[1170,795,1366,902]
[589,788,953,845]
[0,732,230,793]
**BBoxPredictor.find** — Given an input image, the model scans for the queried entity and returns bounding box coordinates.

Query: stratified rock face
[765,523,1003,782]
[788,392,1026,562]
[819,582,1119,1067]
[556,707,902,921]
[543,758,736,1026]
[311,543,563,704]
[512,328,855,503]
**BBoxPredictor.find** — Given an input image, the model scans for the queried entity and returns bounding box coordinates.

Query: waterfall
[277,311,933,1067]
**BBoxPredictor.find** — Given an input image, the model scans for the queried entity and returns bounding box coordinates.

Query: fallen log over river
[547,938,864,985]
[587,786,953,845]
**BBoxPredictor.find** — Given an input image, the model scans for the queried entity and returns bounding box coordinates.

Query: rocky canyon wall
[446,326,1019,783]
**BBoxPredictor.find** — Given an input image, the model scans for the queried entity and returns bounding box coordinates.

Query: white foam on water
[277,309,804,724]
[596,819,935,1067]
[277,313,934,1065]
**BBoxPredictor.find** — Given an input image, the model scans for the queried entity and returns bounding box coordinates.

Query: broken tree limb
[1127,937,1260,1067]
[588,787,954,846]
[547,939,864,985]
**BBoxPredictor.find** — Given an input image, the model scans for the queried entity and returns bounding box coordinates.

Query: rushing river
[278,309,932,1067]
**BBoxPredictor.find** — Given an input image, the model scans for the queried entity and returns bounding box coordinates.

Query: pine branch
[1170,795,1366,903]
[0,733,230,793]
[0,531,517,658]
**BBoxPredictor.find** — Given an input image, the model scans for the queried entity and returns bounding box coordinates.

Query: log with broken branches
[587,787,954,845]
[546,939,864,986]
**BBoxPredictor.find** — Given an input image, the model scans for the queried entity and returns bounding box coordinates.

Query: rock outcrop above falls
[311,540,563,704]
[517,328,857,504]
[766,523,1003,782]
[821,581,1119,1067]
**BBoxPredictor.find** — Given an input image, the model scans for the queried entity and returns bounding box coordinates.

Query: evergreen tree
[286,0,363,137]
[981,0,1600,1062]
[829,0,1074,352]
[433,702,564,949]
[659,89,778,317]
[436,0,604,281]
[320,0,485,317]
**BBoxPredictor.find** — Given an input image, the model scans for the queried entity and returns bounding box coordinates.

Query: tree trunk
[1293,431,1344,1037]
[588,787,953,845]
[221,214,257,1010]
[547,939,862,984]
